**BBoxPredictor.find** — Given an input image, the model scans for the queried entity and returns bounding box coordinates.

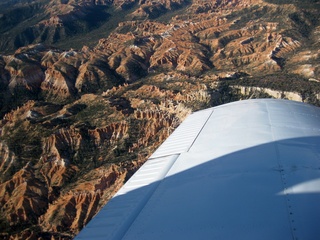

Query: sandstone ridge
[0,0,320,238]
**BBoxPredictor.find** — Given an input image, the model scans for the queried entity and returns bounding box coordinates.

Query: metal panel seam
[267,102,297,240]
[186,109,214,152]
[119,154,180,240]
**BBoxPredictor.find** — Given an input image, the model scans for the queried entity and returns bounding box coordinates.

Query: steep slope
[0,0,320,239]
[0,0,191,54]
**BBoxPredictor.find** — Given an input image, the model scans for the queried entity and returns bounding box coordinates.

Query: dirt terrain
[0,0,320,238]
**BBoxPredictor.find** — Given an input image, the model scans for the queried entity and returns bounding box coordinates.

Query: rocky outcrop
[288,50,320,81]
[1,0,318,100]
[41,61,78,100]
[0,45,125,104]
[0,142,16,177]
[210,27,301,73]
[0,0,320,238]
[188,0,263,13]
[41,50,62,68]
[39,164,126,235]
[131,0,188,19]
[8,64,44,92]
[3,56,44,92]
[0,164,48,227]
[75,58,120,93]
[88,122,128,146]
[233,85,304,102]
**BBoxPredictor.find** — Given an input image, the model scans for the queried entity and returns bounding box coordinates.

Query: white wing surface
[75,99,320,240]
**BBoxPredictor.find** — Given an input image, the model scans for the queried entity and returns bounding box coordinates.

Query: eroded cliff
[0,0,320,238]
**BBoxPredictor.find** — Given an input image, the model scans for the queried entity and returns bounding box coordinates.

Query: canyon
[0,0,320,238]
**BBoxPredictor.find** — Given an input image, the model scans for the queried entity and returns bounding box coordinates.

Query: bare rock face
[0,0,320,238]
[0,142,16,176]
[288,50,320,81]
[75,58,119,93]
[0,0,189,53]
[96,33,151,81]
[87,0,311,79]
[9,64,44,92]
[211,29,301,72]
[88,122,129,146]
[0,44,126,106]
[40,128,82,186]
[131,0,188,19]
[41,61,78,100]
[3,56,44,92]
[0,164,48,227]
[189,0,262,13]
[39,164,126,235]
[2,0,317,95]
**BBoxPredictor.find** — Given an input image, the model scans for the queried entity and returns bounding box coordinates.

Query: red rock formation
[131,0,186,19]
[0,164,48,226]
[88,122,128,146]
[0,0,320,238]
[41,50,62,68]
[3,57,44,92]
[42,127,82,158]
[75,58,118,93]
[39,164,126,235]
[41,61,78,99]
[0,142,16,176]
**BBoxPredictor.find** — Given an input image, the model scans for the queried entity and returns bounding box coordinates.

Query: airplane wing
[75,99,320,240]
